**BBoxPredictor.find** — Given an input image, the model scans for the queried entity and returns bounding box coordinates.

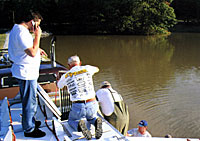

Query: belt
[73,98,96,103]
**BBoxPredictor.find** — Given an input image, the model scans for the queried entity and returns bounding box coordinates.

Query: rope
[37,95,60,141]
[55,85,58,105]
[7,100,16,141]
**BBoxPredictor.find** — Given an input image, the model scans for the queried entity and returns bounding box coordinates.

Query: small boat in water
[0,36,199,141]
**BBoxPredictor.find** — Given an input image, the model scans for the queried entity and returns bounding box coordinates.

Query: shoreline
[1,23,200,35]
[1,23,200,48]
[1,25,200,48]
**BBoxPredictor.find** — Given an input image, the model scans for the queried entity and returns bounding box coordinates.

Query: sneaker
[95,117,102,139]
[35,121,41,128]
[24,128,46,138]
[78,120,92,140]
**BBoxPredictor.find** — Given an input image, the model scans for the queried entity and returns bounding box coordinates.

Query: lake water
[41,33,200,138]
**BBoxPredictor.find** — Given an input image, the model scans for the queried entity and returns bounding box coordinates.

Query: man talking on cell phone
[8,10,47,138]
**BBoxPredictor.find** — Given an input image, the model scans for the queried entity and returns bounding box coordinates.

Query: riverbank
[1,23,200,46]
[1,24,200,35]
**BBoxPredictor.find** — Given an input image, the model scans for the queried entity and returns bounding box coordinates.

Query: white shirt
[127,128,152,137]
[8,24,40,80]
[57,65,99,101]
[96,87,123,116]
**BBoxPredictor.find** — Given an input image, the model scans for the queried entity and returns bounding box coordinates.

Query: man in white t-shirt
[57,55,102,140]
[8,10,46,138]
[127,120,152,137]
[96,81,129,135]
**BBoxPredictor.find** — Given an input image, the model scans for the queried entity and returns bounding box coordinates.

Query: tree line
[1,0,194,35]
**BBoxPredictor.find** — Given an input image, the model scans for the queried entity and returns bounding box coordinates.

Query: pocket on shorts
[87,101,98,119]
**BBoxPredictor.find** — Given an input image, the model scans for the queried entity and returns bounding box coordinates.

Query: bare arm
[25,25,42,57]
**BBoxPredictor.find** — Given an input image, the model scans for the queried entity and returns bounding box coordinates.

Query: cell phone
[31,20,36,31]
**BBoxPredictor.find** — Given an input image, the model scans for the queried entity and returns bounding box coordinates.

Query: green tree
[96,0,134,34]
[128,0,177,35]
[0,0,177,35]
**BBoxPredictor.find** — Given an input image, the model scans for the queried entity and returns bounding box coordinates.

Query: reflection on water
[41,33,200,138]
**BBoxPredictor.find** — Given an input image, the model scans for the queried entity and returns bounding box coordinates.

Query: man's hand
[34,24,42,38]
[40,48,47,56]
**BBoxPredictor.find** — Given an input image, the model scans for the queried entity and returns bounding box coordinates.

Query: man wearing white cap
[96,81,129,135]
[57,55,102,140]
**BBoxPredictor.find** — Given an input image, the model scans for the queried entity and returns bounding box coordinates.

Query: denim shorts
[68,100,99,130]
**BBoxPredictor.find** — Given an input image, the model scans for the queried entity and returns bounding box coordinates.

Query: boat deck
[2,102,199,141]
[1,99,126,141]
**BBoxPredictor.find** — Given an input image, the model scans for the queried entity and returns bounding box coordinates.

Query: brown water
[41,33,200,138]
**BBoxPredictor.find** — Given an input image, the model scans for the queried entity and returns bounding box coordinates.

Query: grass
[0,34,7,49]
[0,33,50,61]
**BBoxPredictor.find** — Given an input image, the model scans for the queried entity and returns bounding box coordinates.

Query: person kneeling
[57,55,103,140]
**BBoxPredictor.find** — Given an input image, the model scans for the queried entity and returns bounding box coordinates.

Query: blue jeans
[17,79,38,133]
[68,100,99,131]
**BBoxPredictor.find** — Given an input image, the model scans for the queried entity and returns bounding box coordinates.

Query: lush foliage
[0,0,177,35]
[129,0,177,35]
